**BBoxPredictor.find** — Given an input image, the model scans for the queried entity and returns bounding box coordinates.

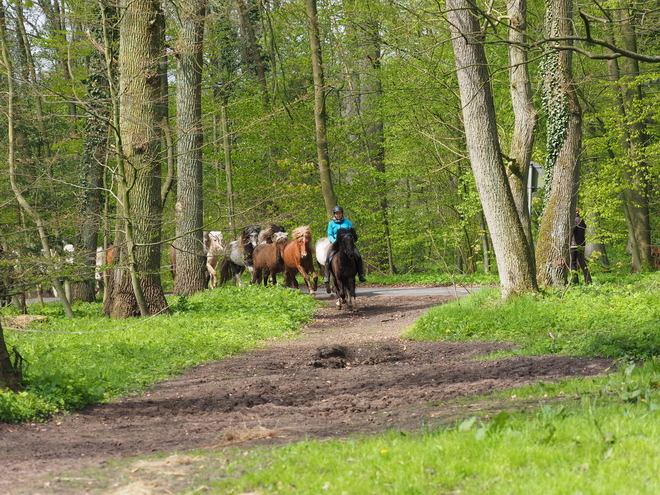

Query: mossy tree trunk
[535,0,582,288]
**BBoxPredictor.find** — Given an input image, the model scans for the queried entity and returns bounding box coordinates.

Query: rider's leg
[355,249,366,282]
[323,251,333,285]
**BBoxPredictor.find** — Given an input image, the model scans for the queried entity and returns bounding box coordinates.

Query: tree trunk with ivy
[535,0,582,288]
[447,0,537,297]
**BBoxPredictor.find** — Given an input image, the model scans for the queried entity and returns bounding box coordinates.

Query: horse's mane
[335,228,357,243]
[240,225,261,245]
[258,224,286,244]
[292,226,312,241]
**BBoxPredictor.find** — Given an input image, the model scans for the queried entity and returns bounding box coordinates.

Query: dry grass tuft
[213,425,279,447]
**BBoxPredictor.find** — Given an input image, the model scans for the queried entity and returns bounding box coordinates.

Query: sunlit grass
[405,272,660,360]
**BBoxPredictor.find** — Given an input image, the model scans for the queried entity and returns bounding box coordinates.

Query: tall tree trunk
[173,0,207,295]
[105,0,169,318]
[72,5,116,304]
[607,4,651,271]
[446,0,537,296]
[535,0,582,288]
[505,0,537,246]
[306,0,337,216]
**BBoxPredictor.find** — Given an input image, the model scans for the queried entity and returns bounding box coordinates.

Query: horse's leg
[251,267,261,285]
[233,265,245,287]
[347,279,357,310]
[296,266,315,295]
[207,263,217,289]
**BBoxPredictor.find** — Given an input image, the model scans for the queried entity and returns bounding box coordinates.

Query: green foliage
[1,286,319,423]
[406,271,660,360]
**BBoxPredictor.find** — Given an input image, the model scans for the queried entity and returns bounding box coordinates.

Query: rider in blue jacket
[324,206,366,285]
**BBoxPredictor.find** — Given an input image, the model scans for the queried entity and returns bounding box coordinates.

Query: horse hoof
[325,283,331,294]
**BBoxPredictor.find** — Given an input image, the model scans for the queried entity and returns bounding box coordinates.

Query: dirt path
[0,291,613,494]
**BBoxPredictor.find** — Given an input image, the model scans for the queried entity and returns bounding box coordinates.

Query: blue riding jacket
[327,217,354,243]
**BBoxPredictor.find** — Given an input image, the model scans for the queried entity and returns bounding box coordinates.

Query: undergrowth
[405,271,660,360]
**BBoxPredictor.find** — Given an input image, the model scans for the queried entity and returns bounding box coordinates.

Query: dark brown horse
[219,226,261,287]
[251,231,289,285]
[329,228,358,310]
[283,226,318,295]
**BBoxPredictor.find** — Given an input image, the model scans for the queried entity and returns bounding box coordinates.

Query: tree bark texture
[447,0,537,296]
[506,0,537,246]
[535,0,582,288]
[174,0,207,296]
[106,0,169,318]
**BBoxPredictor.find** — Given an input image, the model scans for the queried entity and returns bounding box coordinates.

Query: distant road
[304,284,478,300]
[27,285,478,305]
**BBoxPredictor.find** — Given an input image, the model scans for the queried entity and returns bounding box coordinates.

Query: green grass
[1,285,319,422]
[405,271,660,360]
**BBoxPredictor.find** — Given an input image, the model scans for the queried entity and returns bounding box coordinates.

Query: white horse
[315,237,332,281]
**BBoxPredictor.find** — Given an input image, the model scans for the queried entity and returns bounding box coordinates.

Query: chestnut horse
[251,231,289,285]
[329,228,358,310]
[283,226,318,295]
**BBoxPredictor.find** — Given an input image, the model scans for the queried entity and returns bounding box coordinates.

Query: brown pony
[283,226,318,295]
[251,231,289,285]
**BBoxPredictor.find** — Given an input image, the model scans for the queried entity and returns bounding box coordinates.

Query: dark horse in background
[329,228,358,310]
[219,226,261,286]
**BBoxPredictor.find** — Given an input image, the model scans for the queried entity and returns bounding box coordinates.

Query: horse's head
[336,228,357,257]
[241,226,261,249]
[205,231,224,256]
[273,232,289,252]
[258,224,286,244]
[292,226,312,258]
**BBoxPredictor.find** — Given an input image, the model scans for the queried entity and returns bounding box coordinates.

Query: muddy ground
[0,290,614,494]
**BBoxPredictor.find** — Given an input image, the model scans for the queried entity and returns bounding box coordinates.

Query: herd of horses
[171,224,360,310]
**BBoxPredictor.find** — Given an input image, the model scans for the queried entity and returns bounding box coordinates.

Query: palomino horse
[329,228,358,310]
[283,226,318,295]
[218,225,261,286]
[204,231,225,289]
[251,231,289,285]
[168,231,225,289]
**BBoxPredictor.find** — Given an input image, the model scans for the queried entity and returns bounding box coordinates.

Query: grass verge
[1,285,319,422]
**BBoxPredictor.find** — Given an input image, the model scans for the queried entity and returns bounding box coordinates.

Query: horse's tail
[218,257,232,285]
